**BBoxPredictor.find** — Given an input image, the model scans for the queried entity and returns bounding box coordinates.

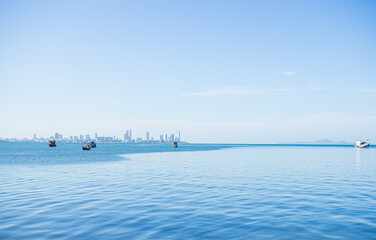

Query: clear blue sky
[0,0,375,143]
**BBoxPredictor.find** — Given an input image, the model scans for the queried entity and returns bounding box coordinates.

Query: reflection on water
[356,148,361,168]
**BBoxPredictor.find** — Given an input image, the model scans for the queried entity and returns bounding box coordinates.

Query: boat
[173,142,178,148]
[82,142,91,150]
[48,140,57,147]
[90,141,96,148]
[355,140,370,148]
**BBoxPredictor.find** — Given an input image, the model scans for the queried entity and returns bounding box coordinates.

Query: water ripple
[1,145,376,239]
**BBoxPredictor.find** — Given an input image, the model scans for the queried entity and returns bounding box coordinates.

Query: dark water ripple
[0,144,376,239]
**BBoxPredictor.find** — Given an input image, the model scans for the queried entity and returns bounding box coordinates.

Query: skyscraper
[146,131,150,141]
[54,133,62,140]
[124,129,132,142]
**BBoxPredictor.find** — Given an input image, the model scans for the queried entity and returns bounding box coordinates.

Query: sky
[0,0,375,143]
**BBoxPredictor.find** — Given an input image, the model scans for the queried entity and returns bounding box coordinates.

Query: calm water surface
[0,143,375,239]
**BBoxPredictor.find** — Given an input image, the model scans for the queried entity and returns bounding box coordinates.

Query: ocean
[0,143,375,239]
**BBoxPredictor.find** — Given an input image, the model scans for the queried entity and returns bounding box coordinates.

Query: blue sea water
[0,143,375,239]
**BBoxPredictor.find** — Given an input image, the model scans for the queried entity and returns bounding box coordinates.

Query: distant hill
[336,141,351,145]
[314,139,334,144]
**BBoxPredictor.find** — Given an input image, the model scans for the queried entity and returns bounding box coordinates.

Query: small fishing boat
[355,140,370,148]
[82,142,91,150]
[173,142,178,148]
[48,140,57,147]
[90,141,96,148]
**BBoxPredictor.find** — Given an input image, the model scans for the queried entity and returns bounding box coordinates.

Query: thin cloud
[355,88,376,93]
[307,83,328,91]
[49,47,58,50]
[281,71,296,76]
[181,84,376,97]
[307,85,376,93]
[181,86,250,96]
[181,86,295,96]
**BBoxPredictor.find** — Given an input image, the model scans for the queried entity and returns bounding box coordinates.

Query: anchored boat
[82,142,91,150]
[90,141,97,148]
[355,140,370,148]
[173,142,178,148]
[48,140,57,147]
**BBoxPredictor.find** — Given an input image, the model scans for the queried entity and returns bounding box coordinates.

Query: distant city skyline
[0,129,182,143]
[0,1,375,143]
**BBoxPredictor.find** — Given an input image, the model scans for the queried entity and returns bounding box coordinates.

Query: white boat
[82,142,92,150]
[355,140,370,148]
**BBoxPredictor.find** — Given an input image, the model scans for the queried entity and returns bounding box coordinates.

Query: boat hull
[82,147,91,150]
[48,145,56,147]
[90,141,96,148]
[355,144,370,148]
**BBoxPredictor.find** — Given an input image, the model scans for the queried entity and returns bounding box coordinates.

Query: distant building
[104,137,113,142]
[80,135,84,141]
[85,134,91,141]
[95,133,98,140]
[124,129,133,142]
[124,130,130,142]
[146,132,150,141]
[54,133,63,140]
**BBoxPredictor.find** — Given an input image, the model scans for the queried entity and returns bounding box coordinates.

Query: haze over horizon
[1,0,375,143]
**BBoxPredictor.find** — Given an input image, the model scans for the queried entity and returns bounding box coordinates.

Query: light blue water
[0,143,375,239]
